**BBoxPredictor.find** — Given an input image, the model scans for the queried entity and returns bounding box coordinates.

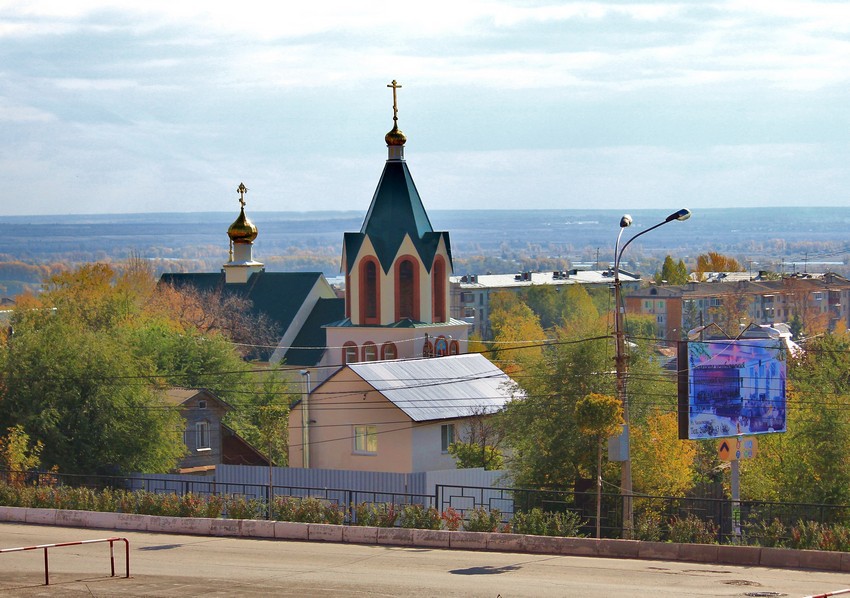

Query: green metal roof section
[345,160,453,274]
[158,271,325,359]
[284,297,345,366]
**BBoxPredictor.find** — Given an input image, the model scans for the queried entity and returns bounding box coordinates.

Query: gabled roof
[344,160,452,274]
[159,271,327,358]
[344,354,516,422]
[162,388,233,411]
[283,297,345,366]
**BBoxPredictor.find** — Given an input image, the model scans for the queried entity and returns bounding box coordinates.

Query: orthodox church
[162,81,515,473]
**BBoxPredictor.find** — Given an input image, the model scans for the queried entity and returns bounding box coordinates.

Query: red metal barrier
[0,537,129,585]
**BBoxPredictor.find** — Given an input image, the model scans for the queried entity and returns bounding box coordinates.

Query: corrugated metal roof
[348,354,517,422]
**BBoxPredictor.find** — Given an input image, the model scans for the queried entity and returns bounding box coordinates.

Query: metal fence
[2,469,848,541]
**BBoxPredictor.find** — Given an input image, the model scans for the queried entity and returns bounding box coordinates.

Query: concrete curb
[1,506,847,572]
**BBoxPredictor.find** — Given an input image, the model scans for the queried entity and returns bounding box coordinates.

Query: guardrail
[0,537,129,585]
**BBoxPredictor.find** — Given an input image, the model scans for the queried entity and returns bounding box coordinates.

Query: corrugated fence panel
[425,468,512,490]
[216,465,428,499]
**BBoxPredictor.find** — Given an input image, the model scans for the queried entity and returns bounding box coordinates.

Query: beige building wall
[288,369,414,473]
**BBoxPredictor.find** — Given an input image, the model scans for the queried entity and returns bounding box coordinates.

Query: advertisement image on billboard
[679,338,786,440]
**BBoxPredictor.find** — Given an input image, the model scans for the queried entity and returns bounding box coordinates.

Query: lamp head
[666,208,691,222]
[619,214,633,228]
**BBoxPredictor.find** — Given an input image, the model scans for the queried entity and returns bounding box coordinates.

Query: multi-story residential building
[625,273,850,340]
[450,269,642,338]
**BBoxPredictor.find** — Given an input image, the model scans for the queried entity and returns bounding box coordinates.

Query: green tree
[447,406,505,471]
[448,442,504,470]
[575,392,623,538]
[0,312,185,474]
[656,255,689,285]
[234,370,295,466]
[500,313,671,491]
[631,412,697,497]
[0,425,44,486]
[487,292,545,375]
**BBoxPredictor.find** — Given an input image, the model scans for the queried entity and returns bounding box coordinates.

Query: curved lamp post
[613,208,690,538]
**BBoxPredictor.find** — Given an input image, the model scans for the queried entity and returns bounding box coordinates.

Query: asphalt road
[0,522,847,597]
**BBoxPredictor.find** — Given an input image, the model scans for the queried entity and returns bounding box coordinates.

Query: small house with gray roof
[288,353,516,473]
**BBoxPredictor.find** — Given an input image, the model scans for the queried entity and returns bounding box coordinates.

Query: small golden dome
[385,123,406,146]
[227,207,258,244]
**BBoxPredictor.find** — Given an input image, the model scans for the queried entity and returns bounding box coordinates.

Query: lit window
[353,425,377,454]
[441,424,455,453]
[196,421,210,450]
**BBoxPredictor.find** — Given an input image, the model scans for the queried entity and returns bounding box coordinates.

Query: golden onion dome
[227,207,258,244]
[385,123,406,146]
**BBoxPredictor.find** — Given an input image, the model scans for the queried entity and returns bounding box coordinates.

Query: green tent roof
[345,159,452,274]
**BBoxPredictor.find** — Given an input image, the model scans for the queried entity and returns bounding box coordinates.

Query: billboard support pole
[731,444,741,541]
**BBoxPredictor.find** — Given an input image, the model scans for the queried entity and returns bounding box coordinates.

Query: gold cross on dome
[387,80,402,123]
[237,182,248,207]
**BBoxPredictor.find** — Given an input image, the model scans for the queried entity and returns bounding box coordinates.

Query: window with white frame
[441,424,455,453]
[353,425,377,454]
[196,421,210,451]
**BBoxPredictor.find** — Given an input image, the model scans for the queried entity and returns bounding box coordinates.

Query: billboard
[678,338,786,440]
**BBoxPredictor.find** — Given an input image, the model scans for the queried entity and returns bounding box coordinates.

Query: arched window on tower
[359,258,380,325]
[396,257,418,321]
[433,256,446,322]
[362,342,377,362]
[381,342,397,360]
[343,341,358,365]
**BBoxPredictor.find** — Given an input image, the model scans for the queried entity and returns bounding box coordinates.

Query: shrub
[510,508,585,537]
[292,497,344,524]
[441,507,462,531]
[820,524,850,552]
[271,495,299,521]
[668,514,718,544]
[353,502,398,527]
[790,520,822,550]
[178,493,206,518]
[464,507,503,533]
[225,495,264,520]
[634,510,663,542]
[399,504,442,530]
[0,481,21,506]
[204,494,225,519]
[743,517,787,547]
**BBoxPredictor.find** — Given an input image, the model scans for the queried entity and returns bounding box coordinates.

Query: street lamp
[613,208,690,538]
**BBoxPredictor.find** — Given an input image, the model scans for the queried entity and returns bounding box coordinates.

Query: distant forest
[2,207,849,298]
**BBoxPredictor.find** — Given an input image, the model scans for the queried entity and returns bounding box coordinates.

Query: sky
[1,1,849,216]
